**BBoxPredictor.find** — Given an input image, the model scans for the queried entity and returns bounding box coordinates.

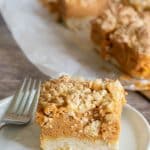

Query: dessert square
[58,0,108,19]
[36,75,126,150]
[41,0,109,19]
[91,2,150,78]
[40,0,109,29]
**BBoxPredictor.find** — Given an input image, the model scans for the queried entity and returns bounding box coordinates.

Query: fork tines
[7,78,41,119]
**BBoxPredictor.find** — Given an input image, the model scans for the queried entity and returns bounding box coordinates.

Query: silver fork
[0,78,41,129]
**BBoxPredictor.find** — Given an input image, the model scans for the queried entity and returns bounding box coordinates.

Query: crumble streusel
[123,0,150,12]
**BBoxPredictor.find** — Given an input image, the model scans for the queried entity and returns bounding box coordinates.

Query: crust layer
[41,137,118,150]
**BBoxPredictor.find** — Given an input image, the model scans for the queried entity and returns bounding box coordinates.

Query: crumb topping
[94,3,150,54]
[36,75,126,143]
[122,0,150,11]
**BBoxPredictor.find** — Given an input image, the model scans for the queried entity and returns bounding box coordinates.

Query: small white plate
[0,96,149,150]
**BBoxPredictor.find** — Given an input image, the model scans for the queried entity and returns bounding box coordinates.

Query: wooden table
[0,15,149,123]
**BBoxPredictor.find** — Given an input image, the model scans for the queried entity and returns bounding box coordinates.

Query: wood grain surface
[0,15,149,123]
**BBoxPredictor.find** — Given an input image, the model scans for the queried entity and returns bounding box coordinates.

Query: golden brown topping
[94,3,150,54]
[122,0,150,11]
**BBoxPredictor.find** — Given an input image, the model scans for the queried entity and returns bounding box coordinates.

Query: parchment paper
[0,0,121,80]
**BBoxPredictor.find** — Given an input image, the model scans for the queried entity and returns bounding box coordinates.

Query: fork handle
[0,122,6,129]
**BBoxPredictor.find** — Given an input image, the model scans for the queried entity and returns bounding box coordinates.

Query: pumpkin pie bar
[41,0,109,29]
[91,2,150,78]
[36,75,126,150]
[41,0,108,18]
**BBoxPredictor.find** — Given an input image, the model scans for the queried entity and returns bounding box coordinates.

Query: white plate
[0,96,149,150]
